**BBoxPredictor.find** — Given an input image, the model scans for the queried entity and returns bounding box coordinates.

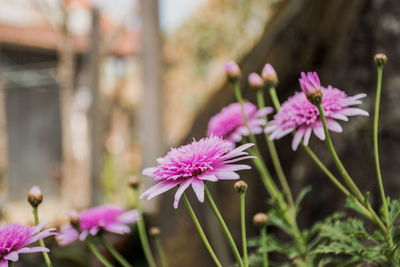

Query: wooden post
[89,8,102,205]
[140,0,163,211]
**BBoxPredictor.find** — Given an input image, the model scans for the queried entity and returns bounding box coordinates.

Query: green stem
[204,186,244,267]
[374,66,389,228]
[8,262,13,267]
[100,236,133,267]
[183,194,222,267]
[240,193,248,267]
[154,235,169,267]
[317,104,389,236]
[133,188,157,267]
[316,104,364,202]
[257,89,294,206]
[260,227,268,267]
[269,87,281,111]
[33,207,53,267]
[234,82,280,200]
[86,237,115,267]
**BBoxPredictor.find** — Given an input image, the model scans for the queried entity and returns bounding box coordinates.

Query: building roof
[0,0,139,57]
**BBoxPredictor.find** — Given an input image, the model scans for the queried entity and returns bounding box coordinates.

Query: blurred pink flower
[207,102,273,144]
[0,223,55,267]
[225,61,241,80]
[141,136,254,208]
[265,86,369,151]
[261,64,279,86]
[57,205,139,246]
[248,73,264,88]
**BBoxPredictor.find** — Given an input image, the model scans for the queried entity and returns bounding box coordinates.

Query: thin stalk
[183,194,222,267]
[86,237,115,267]
[233,82,280,200]
[33,207,53,267]
[260,227,268,267]
[317,104,389,236]
[257,89,294,206]
[374,66,389,228]
[132,188,157,267]
[100,236,133,267]
[154,234,169,267]
[204,186,244,267]
[316,104,364,202]
[235,83,305,256]
[269,87,281,111]
[240,193,248,267]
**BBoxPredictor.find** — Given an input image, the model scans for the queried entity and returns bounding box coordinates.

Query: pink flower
[261,64,279,86]
[207,103,273,144]
[141,136,254,208]
[265,86,369,151]
[248,73,264,88]
[0,223,55,267]
[225,61,241,80]
[299,72,321,95]
[57,205,139,246]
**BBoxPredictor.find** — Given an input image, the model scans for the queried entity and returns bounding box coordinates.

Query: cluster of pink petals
[0,223,55,267]
[57,205,139,246]
[207,102,273,144]
[265,86,369,151]
[299,72,321,95]
[141,136,254,208]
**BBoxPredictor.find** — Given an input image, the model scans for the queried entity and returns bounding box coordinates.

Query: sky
[90,0,205,31]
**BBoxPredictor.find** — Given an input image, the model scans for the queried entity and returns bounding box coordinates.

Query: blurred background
[0,0,400,266]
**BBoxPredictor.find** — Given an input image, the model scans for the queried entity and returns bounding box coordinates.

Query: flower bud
[225,61,241,82]
[234,180,248,194]
[253,212,268,228]
[248,73,264,90]
[299,72,323,105]
[261,64,279,87]
[128,175,140,189]
[69,210,80,227]
[149,227,161,237]
[374,53,388,67]
[27,186,43,207]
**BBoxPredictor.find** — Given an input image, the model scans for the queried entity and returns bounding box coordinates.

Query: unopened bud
[128,175,140,189]
[253,212,268,228]
[248,73,264,89]
[69,210,80,227]
[27,186,43,207]
[225,61,241,82]
[234,180,248,194]
[149,227,161,237]
[261,64,279,87]
[374,53,388,67]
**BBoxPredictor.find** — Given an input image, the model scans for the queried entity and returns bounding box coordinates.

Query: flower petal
[142,167,157,177]
[292,126,305,151]
[312,122,325,141]
[117,210,140,224]
[174,179,193,209]
[191,179,205,203]
[140,180,180,200]
[303,126,312,146]
[104,223,131,235]
[4,252,18,262]
[326,119,343,132]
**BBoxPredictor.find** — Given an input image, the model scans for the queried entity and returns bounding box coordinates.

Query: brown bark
[157,0,400,266]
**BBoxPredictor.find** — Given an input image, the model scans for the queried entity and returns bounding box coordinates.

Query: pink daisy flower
[265,85,369,151]
[207,102,273,144]
[140,136,254,208]
[0,223,55,267]
[57,205,139,246]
